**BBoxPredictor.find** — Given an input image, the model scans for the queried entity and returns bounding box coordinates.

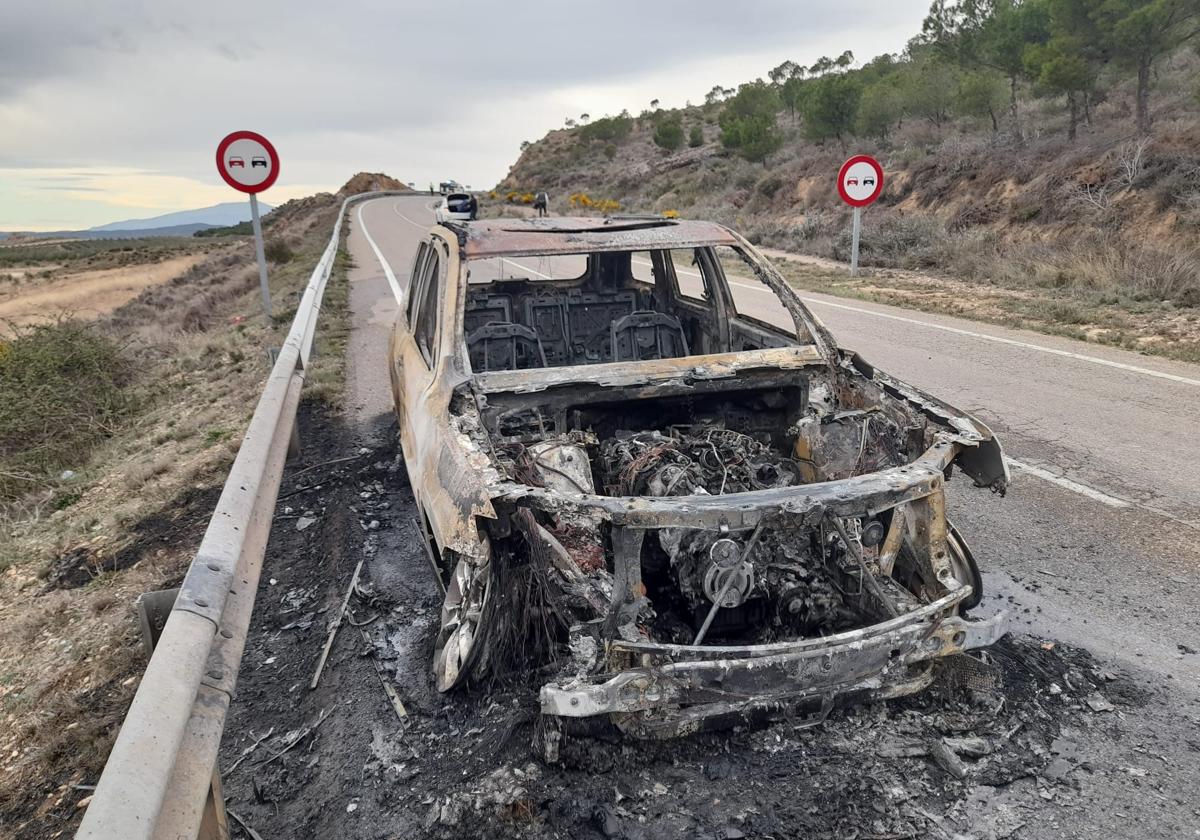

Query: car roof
[451,216,739,258]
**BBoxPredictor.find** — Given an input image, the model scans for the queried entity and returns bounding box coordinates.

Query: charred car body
[388,216,1008,738]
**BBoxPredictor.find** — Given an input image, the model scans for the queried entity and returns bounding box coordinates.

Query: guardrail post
[288,420,302,460]
[135,588,180,657]
[135,590,230,839]
[198,771,230,840]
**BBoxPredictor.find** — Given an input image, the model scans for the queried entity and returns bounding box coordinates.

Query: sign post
[216,130,280,320]
[836,154,884,277]
[248,193,271,318]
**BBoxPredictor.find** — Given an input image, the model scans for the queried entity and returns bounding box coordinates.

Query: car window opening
[464,247,810,373]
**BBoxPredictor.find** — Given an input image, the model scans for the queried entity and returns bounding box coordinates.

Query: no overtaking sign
[216,130,280,320]
[836,154,884,275]
[216,131,279,194]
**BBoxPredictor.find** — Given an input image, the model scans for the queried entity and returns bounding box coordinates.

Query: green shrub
[0,321,134,502]
[833,214,949,268]
[579,114,633,144]
[756,174,784,197]
[689,124,704,147]
[652,116,684,151]
[264,240,294,264]
[195,221,253,237]
[719,82,783,163]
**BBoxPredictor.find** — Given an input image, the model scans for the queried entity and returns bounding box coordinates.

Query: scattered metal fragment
[311,558,365,689]
[930,739,968,779]
[263,708,333,767]
[227,809,266,840]
[362,628,408,722]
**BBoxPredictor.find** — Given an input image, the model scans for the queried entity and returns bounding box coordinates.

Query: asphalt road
[347,194,1200,690]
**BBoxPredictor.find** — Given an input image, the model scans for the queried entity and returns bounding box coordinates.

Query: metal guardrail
[76,190,417,840]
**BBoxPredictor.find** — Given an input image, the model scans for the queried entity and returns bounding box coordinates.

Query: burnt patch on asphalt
[218,403,1157,840]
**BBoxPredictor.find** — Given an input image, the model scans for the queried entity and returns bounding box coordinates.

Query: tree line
[719,0,1199,161]
[550,1,1199,165]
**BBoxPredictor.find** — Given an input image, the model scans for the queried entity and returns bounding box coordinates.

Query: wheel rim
[946,522,983,612]
[433,551,491,692]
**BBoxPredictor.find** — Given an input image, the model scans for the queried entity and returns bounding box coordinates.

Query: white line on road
[801,298,1200,388]
[391,200,428,229]
[635,256,1200,387]
[1005,458,1131,508]
[498,258,553,280]
[356,203,403,305]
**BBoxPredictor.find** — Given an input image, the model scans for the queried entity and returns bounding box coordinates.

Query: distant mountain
[0,223,220,241]
[88,201,273,232]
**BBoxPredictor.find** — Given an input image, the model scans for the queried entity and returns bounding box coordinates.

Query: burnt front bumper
[540,591,1006,736]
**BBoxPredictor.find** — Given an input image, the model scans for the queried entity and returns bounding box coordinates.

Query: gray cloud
[2,0,930,222]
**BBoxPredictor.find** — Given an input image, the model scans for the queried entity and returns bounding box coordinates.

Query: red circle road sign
[215,131,279,194]
[837,154,884,208]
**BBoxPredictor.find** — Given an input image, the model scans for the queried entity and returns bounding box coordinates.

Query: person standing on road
[468,193,479,220]
[534,190,549,217]
[428,183,434,195]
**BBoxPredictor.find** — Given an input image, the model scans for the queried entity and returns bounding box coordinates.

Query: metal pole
[249,192,271,320]
[850,205,862,277]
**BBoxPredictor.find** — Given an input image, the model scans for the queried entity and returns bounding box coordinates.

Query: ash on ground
[219,411,1161,840]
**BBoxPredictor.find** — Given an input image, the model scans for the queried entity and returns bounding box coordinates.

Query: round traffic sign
[837,154,884,208]
[215,131,279,194]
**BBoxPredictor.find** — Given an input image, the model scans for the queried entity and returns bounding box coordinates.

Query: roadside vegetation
[0,181,361,835]
[497,0,1200,362]
[0,321,135,504]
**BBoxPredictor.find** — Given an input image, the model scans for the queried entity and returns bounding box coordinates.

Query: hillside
[496,9,1200,362]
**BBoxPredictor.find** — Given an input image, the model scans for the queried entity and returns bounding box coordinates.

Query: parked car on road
[435,192,473,223]
[388,215,1009,738]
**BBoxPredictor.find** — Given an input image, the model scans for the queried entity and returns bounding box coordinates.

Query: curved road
[345,194,1199,688]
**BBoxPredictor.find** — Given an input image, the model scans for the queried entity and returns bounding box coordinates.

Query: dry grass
[0,190,350,834]
[0,320,136,505]
[0,254,207,331]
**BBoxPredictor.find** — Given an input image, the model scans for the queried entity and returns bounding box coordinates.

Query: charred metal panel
[459,217,739,259]
[389,213,1011,732]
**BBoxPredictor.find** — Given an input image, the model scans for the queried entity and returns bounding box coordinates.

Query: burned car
[388,216,1008,737]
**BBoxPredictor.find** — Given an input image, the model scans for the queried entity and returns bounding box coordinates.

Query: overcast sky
[0,0,930,230]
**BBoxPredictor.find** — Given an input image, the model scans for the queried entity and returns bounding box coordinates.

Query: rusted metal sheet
[472,346,825,394]
[457,217,738,259]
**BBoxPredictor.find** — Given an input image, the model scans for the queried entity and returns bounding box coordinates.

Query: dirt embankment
[0,254,207,330]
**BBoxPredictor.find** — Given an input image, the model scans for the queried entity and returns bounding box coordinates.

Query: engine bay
[457,363,946,646]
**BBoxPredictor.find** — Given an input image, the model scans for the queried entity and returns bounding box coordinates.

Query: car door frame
[391,229,495,563]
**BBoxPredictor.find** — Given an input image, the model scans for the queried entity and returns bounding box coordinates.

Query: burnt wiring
[602,425,803,497]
